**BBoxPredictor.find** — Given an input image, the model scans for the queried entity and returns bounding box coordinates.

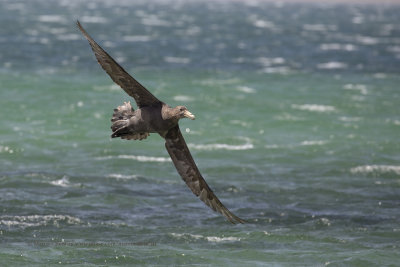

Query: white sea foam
[170,233,203,239]
[93,84,121,92]
[164,57,191,64]
[350,165,400,175]
[0,215,81,228]
[57,34,81,41]
[291,104,336,112]
[5,3,25,11]
[343,84,368,95]
[96,155,171,163]
[0,145,14,154]
[122,35,153,42]
[380,24,394,35]
[173,95,194,102]
[320,43,357,51]
[252,19,276,29]
[50,176,70,187]
[300,140,328,146]
[274,113,304,121]
[265,140,328,149]
[206,236,241,242]
[303,24,337,31]
[38,15,66,23]
[352,16,364,24]
[373,73,387,79]
[317,62,348,70]
[265,144,280,149]
[261,66,291,74]
[229,120,250,127]
[236,86,256,94]
[188,137,253,151]
[80,16,108,24]
[141,16,171,27]
[387,46,400,53]
[389,119,400,126]
[107,174,139,180]
[198,78,241,86]
[170,233,240,242]
[189,143,253,151]
[356,35,379,45]
[339,116,361,122]
[256,57,285,67]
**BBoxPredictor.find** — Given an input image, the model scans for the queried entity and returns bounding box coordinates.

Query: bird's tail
[111,101,134,132]
[111,102,149,140]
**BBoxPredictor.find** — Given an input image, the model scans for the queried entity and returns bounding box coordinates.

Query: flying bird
[77,21,244,224]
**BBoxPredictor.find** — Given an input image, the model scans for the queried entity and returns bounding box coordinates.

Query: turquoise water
[1,0,400,265]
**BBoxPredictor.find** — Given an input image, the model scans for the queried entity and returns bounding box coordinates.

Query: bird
[77,21,244,224]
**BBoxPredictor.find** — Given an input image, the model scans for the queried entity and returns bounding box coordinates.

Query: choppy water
[1,0,400,265]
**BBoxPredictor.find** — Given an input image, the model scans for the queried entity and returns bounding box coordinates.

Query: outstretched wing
[77,21,160,108]
[164,126,245,224]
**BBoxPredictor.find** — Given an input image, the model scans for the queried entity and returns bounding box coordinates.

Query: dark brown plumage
[77,21,244,224]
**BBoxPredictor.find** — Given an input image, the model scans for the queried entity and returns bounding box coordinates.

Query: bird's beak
[184,110,196,120]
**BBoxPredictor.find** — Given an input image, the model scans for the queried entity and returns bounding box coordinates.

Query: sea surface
[1,0,400,265]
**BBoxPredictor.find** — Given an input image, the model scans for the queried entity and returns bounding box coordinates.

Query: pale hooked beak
[183,110,196,120]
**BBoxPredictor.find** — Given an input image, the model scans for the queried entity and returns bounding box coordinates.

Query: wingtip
[76,20,88,37]
[234,216,247,224]
[76,20,84,32]
[228,213,246,224]
[220,206,246,224]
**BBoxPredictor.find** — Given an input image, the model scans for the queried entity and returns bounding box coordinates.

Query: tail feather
[111,102,149,140]
[111,101,134,135]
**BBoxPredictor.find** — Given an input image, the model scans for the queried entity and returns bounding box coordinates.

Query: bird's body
[77,21,244,224]
[111,101,192,140]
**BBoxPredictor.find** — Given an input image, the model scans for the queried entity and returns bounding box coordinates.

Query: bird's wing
[164,125,245,224]
[77,21,161,108]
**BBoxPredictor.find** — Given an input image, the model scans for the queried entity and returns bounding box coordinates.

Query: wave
[291,104,336,112]
[173,95,194,102]
[122,35,153,42]
[317,62,348,70]
[170,233,240,243]
[252,19,276,30]
[188,138,253,151]
[265,140,329,149]
[95,155,171,163]
[320,43,358,51]
[107,174,139,180]
[50,176,70,187]
[339,116,362,122]
[189,143,253,151]
[343,84,368,95]
[0,215,81,228]
[256,57,285,67]
[303,24,337,32]
[38,15,66,23]
[92,84,120,92]
[141,16,171,27]
[0,145,14,154]
[164,57,191,64]
[261,66,291,74]
[356,35,380,45]
[80,16,108,24]
[300,140,329,146]
[236,86,256,94]
[350,165,400,175]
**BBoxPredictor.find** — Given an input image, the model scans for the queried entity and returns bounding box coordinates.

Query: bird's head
[174,105,195,120]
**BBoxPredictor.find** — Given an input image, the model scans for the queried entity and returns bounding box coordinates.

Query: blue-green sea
[1,0,400,265]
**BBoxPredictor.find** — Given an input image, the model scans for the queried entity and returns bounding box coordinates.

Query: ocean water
[1,0,400,265]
